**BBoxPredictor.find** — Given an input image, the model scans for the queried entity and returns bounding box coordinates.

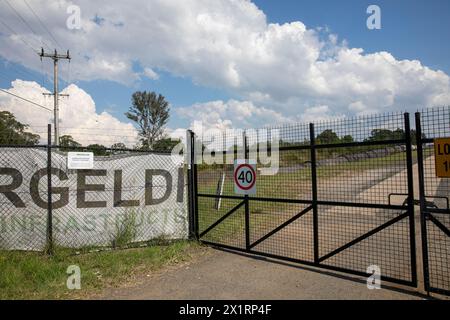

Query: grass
[0,240,201,299]
[112,210,138,248]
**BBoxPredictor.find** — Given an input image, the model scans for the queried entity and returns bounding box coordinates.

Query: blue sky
[256,0,450,72]
[1,0,449,142]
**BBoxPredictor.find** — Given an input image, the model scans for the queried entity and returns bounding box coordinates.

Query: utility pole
[40,48,71,145]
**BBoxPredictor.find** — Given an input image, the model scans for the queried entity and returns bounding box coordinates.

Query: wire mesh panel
[194,111,417,287]
[198,196,246,249]
[314,113,408,205]
[318,205,412,282]
[426,217,450,293]
[0,146,48,251]
[314,113,406,145]
[315,145,409,204]
[249,202,314,262]
[418,107,450,295]
[420,107,450,207]
[197,163,234,196]
[252,148,312,201]
[251,123,312,201]
[313,112,415,284]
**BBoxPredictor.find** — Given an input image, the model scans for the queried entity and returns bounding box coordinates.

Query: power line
[0,18,39,54]
[61,127,140,132]
[30,125,140,133]
[0,14,64,88]
[0,70,41,91]
[0,16,45,83]
[0,2,69,89]
[0,88,52,111]
[58,132,139,138]
[0,58,40,80]
[0,55,49,89]
[3,0,52,51]
[22,0,62,50]
[0,72,14,85]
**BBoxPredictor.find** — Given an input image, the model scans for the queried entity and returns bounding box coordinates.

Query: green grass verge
[0,240,201,300]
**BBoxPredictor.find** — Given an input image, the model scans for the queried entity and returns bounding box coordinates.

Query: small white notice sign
[67,152,94,169]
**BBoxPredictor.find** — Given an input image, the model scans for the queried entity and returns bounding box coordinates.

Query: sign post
[234,160,256,195]
[434,138,450,178]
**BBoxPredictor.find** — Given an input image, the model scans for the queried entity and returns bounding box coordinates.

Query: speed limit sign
[234,160,256,195]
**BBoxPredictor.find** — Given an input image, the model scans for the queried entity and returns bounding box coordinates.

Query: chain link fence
[0,142,188,252]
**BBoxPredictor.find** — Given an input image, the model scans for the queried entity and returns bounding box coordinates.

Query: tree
[316,129,340,144]
[86,144,107,156]
[125,91,170,150]
[366,128,425,145]
[152,137,181,152]
[0,111,40,145]
[341,135,354,143]
[111,142,126,150]
[410,129,426,145]
[367,128,405,142]
[59,135,81,149]
[110,142,127,154]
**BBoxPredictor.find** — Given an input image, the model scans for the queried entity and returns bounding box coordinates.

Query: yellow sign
[434,138,450,177]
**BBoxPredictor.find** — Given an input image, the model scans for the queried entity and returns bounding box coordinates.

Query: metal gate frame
[187,113,418,289]
[415,112,450,296]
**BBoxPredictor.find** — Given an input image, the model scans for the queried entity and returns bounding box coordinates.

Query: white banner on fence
[0,148,187,251]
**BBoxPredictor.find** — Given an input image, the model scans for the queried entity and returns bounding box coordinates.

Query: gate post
[404,113,417,286]
[243,130,250,250]
[193,131,200,240]
[187,130,197,239]
[415,112,430,294]
[46,124,53,255]
[309,123,319,263]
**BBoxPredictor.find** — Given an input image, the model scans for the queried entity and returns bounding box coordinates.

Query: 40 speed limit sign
[234,160,256,195]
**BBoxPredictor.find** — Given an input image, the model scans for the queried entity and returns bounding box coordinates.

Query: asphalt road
[99,247,424,300]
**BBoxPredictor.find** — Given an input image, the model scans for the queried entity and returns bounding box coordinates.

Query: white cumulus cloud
[0,0,449,129]
[176,99,291,130]
[0,80,138,147]
[143,67,159,80]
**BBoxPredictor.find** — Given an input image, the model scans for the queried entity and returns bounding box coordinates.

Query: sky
[0,0,449,146]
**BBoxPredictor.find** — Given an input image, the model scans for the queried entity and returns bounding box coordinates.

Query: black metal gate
[415,108,450,296]
[188,111,419,288]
